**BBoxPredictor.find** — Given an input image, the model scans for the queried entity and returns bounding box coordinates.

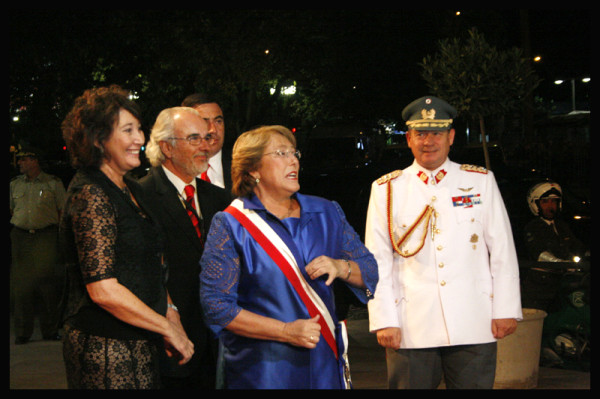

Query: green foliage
[420,28,540,120]
[420,28,541,170]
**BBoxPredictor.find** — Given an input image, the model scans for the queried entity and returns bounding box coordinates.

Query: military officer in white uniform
[365,96,522,389]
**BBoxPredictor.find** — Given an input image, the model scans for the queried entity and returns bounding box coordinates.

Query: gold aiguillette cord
[386,181,435,258]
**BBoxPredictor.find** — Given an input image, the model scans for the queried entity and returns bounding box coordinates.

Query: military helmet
[527,181,562,216]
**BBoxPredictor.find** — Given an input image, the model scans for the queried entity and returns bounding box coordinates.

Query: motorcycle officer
[524,181,587,263]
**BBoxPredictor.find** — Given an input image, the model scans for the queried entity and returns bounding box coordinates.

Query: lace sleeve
[200,212,243,335]
[70,184,118,284]
[333,201,379,300]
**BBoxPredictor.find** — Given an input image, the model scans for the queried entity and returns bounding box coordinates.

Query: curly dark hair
[61,85,141,169]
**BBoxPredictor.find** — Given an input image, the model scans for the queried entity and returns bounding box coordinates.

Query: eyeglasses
[169,133,216,146]
[263,149,301,160]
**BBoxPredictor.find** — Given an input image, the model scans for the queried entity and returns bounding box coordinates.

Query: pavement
[346,317,590,390]
[10,313,590,390]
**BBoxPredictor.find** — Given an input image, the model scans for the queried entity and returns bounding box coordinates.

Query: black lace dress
[59,168,167,389]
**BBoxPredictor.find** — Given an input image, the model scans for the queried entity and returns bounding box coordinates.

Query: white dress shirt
[204,150,225,189]
[162,165,201,216]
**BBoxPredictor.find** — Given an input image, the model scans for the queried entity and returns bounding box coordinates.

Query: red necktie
[201,164,211,182]
[184,185,202,239]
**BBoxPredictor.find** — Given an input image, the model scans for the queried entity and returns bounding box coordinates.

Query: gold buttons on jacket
[440,281,446,286]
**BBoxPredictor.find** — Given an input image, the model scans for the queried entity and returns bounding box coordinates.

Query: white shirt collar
[205,150,225,188]
[540,217,555,226]
[162,165,196,197]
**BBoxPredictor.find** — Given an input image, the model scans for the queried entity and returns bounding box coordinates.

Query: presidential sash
[225,199,352,388]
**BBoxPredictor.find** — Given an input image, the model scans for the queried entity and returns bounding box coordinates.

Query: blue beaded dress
[200,193,378,389]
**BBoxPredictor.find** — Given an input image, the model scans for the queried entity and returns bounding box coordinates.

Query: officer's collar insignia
[417,169,446,184]
[434,169,446,184]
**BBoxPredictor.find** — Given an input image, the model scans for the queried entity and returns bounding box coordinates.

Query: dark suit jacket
[220,145,233,194]
[138,166,232,381]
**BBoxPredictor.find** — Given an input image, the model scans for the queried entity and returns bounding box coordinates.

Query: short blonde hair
[231,125,296,197]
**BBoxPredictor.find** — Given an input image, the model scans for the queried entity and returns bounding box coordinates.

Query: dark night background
[9,10,590,147]
[9,9,591,250]
[8,11,592,380]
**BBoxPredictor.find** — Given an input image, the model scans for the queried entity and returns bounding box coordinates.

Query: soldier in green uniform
[10,147,66,344]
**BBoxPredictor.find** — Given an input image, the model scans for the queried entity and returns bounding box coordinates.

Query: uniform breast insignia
[460,164,488,174]
[470,233,479,250]
[452,194,481,208]
[377,170,402,185]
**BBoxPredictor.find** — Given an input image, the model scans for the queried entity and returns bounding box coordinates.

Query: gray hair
[145,107,201,166]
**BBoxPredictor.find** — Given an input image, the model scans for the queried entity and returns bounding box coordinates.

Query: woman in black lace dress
[59,86,194,389]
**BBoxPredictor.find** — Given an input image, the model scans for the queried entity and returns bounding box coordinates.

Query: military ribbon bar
[452,194,481,208]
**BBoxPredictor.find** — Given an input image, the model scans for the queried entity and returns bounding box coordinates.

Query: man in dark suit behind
[181,93,232,193]
[139,107,232,389]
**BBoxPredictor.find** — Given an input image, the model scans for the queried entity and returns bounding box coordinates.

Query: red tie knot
[184,184,195,200]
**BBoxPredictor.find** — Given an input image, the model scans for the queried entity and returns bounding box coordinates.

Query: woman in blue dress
[200,125,378,389]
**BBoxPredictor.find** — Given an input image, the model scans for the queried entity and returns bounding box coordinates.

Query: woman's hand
[226,309,322,349]
[163,318,195,365]
[305,255,347,286]
[86,279,195,365]
[282,315,322,349]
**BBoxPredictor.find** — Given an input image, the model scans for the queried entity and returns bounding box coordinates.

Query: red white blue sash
[225,199,340,358]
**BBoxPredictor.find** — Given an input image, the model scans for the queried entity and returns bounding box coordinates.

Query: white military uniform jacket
[366,159,522,349]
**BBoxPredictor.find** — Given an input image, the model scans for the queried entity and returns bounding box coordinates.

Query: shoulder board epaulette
[460,164,488,174]
[376,170,402,185]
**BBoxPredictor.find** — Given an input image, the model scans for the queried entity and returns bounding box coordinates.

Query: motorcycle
[519,259,590,371]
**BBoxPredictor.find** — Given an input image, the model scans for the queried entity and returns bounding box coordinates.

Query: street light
[554,77,591,113]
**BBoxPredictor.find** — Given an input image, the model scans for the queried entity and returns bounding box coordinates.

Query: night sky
[9,9,591,140]
[10,9,590,95]
[8,9,591,242]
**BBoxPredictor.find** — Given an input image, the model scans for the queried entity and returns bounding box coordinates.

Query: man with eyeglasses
[365,96,522,389]
[139,107,232,389]
[182,94,232,192]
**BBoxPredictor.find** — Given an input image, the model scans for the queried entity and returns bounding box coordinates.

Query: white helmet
[527,181,562,216]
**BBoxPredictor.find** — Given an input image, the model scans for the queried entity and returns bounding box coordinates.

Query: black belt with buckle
[14,225,57,234]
